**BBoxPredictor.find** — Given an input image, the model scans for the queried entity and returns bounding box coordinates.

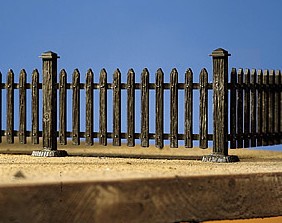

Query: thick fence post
[202,48,239,162]
[32,51,67,157]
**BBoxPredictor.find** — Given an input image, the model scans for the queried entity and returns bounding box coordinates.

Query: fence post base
[31,149,68,157]
[202,154,239,163]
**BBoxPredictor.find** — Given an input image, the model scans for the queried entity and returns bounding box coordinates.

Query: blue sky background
[1,0,282,150]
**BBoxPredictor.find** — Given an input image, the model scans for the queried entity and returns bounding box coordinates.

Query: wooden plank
[0,173,281,223]
[19,69,27,144]
[199,68,208,149]
[59,69,67,145]
[99,69,107,146]
[257,70,263,146]
[244,69,250,148]
[262,70,269,146]
[237,68,244,148]
[155,68,164,149]
[127,69,135,147]
[6,70,14,144]
[279,70,282,144]
[230,68,237,149]
[268,70,275,145]
[72,69,80,145]
[141,68,149,147]
[31,69,39,144]
[185,69,193,148]
[170,68,178,148]
[274,70,281,145]
[250,69,257,147]
[85,69,94,146]
[113,69,121,146]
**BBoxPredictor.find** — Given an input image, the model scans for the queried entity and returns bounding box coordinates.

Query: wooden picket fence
[0,48,281,161]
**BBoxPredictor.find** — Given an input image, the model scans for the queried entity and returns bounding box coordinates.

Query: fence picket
[244,69,250,148]
[99,69,107,146]
[141,68,149,147]
[257,70,263,146]
[185,69,193,148]
[237,69,243,148]
[274,70,280,145]
[85,69,94,146]
[127,69,135,147]
[230,68,237,149]
[155,69,164,149]
[31,69,39,144]
[199,68,208,149]
[6,70,14,144]
[113,69,121,146]
[262,70,269,146]
[170,68,178,148]
[250,69,257,147]
[279,70,282,144]
[72,69,80,145]
[268,70,275,145]
[19,69,27,144]
[59,69,67,145]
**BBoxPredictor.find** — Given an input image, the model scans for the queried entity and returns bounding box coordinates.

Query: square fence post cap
[40,51,60,59]
[210,48,231,57]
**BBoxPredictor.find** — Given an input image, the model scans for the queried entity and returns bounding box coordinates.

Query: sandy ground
[0,144,281,222]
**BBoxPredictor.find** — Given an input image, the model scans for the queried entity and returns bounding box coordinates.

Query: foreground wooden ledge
[0,148,281,222]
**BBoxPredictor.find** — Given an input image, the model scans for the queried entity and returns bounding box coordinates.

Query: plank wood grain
[72,69,80,145]
[127,69,135,147]
[31,69,39,144]
[155,69,164,149]
[113,69,121,146]
[268,70,275,145]
[199,68,208,149]
[85,69,94,146]
[0,173,281,223]
[141,68,149,147]
[257,70,263,146]
[262,70,269,146]
[6,70,14,144]
[170,68,178,148]
[19,69,27,144]
[59,69,67,145]
[274,70,281,145]
[237,68,244,148]
[244,69,250,148]
[184,69,193,148]
[230,68,237,149]
[0,72,2,142]
[250,69,257,147]
[99,69,107,146]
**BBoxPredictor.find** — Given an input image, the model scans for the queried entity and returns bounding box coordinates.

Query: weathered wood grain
[0,173,281,223]
[72,69,80,145]
[237,68,244,148]
[199,68,208,149]
[184,68,193,148]
[274,70,281,145]
[42,52,58,150]
[31,69,39,144]
[155,69,164,149]
[85,69,94,146]
[230,68,237,149]
[19,69,27,144]
[0,72,1,142]
[113,69,121,146]
[59,69,67,145]
[268,70,275,145]
[6,70,14,144]
[170,68,178,148]
[262,70,269,146]
[99,69,107,146]
[244,69,250,148]
[250,69,257,147]
[212,49,229,156]
[141,68,149,147]
[257,70,263,146]
[127,69,135,147]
